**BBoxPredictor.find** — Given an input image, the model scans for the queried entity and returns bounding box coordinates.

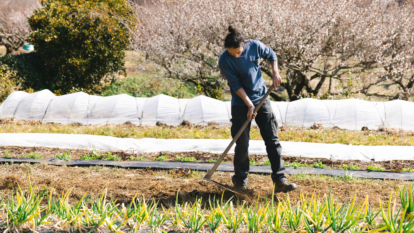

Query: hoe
[203,85,274,194]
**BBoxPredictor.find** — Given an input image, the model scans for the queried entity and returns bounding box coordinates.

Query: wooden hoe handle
[203,85,275,180]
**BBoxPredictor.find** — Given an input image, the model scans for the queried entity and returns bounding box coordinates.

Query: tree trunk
[269,91,284,101]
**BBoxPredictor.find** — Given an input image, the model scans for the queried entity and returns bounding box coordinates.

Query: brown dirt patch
[0,164,409,208]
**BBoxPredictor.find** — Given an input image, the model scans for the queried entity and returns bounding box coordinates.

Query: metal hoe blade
[203,86,274,194]
[203,177,244,195]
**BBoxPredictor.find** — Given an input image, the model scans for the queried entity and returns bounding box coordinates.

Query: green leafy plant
[4,150,12,159]
[206,196,224,232]
[302,194,329,233]
[21,151,42,159]
[377,192,414,233]
[364,206,381,227]
[103,152,121,161]
[155,155,169,161]
[4,177,51,233]
[145,200,168,231]
[284,195,304,232]
[266,198,285,232]
[165,193,184,228]
[80,154,94,161]
[174,154,199,162]
[285,162,311,168]
[27,0,136,94]
[249,159,257,165]
[56,151,71,161]
[312,162,327,169]
[207,159,217,163]
[178,198,208,232]
[80,149,101,161]
[402,168,414,172]
[82,189,118,230]
[222,202,245,232]
[342,171,356,182]
[260,160,271,166]
[80,150,120,161]
[326,191,366,232]
[244,197,268,232]
[343,164,360,170]
[90,149,101,159]
[368,164,385,171]
[398,183,414,217]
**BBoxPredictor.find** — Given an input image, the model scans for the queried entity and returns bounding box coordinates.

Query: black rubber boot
[233,183,247,190]
[274,180,297,193]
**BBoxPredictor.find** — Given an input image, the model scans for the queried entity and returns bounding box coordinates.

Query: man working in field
[218,26,297,193]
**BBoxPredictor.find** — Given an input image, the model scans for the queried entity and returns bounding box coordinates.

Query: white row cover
[0,133,413,161]
[1,90,414,130]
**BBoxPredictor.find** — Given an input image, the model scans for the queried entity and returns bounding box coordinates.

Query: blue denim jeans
[231,99,286,186]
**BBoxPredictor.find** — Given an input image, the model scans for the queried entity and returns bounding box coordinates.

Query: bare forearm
[235,88,254,107]
[271,60,282,88]
[271,61,280,75]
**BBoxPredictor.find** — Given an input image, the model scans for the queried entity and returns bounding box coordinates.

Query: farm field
[2,0,414,231]
[0,163,413,232]
[0,163,409,207]
[0,120,414,232]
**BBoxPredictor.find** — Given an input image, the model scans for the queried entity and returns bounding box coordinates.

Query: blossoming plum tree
[132,0,414,100]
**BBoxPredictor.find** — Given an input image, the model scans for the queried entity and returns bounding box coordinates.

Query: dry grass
[0,120,413,146]
[0,163,410,208]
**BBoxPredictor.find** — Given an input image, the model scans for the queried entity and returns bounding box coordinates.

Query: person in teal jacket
[218,26,297,193]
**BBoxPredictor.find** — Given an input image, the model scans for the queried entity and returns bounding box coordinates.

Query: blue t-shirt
[218,40,277,106]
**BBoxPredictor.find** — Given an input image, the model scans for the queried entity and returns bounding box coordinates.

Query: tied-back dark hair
[224,26,245,48]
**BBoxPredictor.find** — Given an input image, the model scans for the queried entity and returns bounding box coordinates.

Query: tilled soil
[0,163,410,208]
[1,146,414,172]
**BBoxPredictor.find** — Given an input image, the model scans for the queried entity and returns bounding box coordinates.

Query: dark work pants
[231,99,286,186]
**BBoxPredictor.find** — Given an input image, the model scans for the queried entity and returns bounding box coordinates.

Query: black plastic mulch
[1,158,413,181]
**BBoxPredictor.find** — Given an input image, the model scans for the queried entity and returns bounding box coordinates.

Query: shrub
[27,0,135,94]
[0,62,17,102]
[0,53,45,92]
